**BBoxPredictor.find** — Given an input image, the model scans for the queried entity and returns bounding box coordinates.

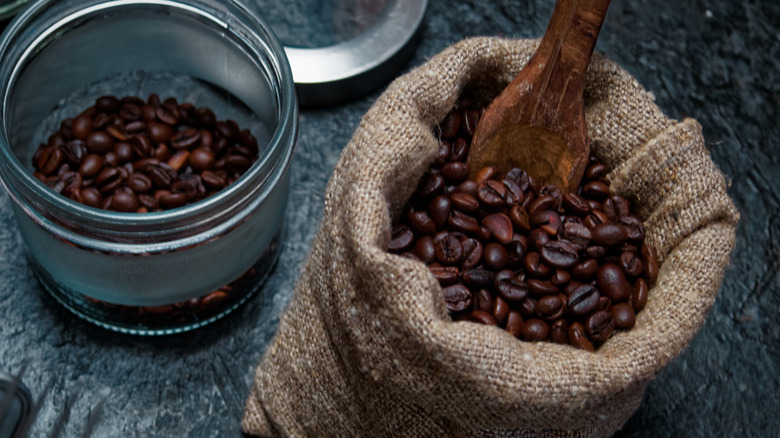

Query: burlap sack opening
[243,37,740,437]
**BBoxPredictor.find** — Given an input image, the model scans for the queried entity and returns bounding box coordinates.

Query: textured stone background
[1,0,778,436]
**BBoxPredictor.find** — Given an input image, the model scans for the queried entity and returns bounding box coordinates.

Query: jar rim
[0,0,298,241]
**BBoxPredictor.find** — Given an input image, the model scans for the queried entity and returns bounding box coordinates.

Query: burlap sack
[242,37,740,437]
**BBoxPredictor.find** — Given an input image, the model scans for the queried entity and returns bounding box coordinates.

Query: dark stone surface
[1,0,778,436]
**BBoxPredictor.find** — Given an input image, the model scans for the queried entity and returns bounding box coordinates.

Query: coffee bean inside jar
[30,93,265,328]
[388,97,659,351]
[31,94,258,213]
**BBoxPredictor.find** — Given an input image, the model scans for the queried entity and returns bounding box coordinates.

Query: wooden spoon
[467,0,612,192]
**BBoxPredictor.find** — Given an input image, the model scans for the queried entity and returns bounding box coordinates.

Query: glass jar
[0,0,298,335]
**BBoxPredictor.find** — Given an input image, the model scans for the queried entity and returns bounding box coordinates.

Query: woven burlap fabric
[242,37,740,437]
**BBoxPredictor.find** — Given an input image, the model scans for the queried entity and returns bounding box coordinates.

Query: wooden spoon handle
[468,0,611,191]
[523,0,612,126]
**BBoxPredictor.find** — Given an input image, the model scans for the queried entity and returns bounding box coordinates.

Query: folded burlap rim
[243,37,740,437]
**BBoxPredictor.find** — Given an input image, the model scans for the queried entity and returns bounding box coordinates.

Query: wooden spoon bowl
[467,0,612,192]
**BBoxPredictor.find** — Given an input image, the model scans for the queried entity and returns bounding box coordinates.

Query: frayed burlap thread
[242,37,739,437]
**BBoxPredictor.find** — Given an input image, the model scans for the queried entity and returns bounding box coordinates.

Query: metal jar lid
[248,0,427,107]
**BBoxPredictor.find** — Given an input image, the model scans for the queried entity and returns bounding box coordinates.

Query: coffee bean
[429,265,460,286]
[506,310,523,338]
[596,264,630,302]
[528,279,558,296]
[568,322,594,351]
[413,235,436,263]
[591,223,628,246]
[442,284,472,312]
[562,192,591,216]
[631,278,649,312]
[428,196,453,228]
[520,319,549,342]
[482,213,513,244]
[476,180,506,207]
[585,310,615,343]
[463,268,495,289]
[465,310,497,326]
[582,181,611,199]
[536,295,564,321]
[492,295,510,325]
[447,210,479,234]
[110,191,139,212]
[440,161,470,184]
[524,251,551,278]
[494,270,528,302]
[559,221,592,249]
[71,114,93,140]
[409,210,437,235]
[483,242,507,270]
[435,234,464,265]
[451,192,479,213]
[438,110,460,139]
[641,243,659,286]
[539,240,579,269]
[538,318,563,345]
[611,302,636,330]
[619,251,644,278]
[460,238,483,268]
[566,284,600,316]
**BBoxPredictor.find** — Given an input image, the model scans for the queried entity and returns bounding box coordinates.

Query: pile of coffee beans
[32,94,258,212]
[388,98,659,351]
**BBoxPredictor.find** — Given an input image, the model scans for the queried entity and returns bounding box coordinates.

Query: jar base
[30,228,282,336]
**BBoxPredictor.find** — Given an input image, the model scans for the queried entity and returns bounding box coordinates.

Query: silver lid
[263,0,428,106]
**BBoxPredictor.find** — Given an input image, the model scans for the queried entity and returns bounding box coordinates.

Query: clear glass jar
[0,0,298,335]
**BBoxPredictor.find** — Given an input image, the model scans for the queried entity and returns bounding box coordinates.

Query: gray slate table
[1,0,778,436]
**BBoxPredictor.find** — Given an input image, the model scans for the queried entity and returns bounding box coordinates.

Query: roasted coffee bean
[440,161,470,184]
[591,223,628,246]
[110,191,139,212]
[451,192,479,213]
[482,213,513,244]
[550,319,569,344]
[438,110,460,139]
[492,295,510,326]
[619,251,644,278]
[559,221,591,249]
[551,270,571,288]
[562,192,590,216]
[460,237,483,268]
[528,279,558,296]
[506,310,523,338]
[435,233,464,265]
[529,228,550,251]
[582,181,611,199]
[476,180,506,207]
[413,235,436,263]
[539,240,579,269]
[474,288,493,313]
[641,243,659,286]
[509,205,531,232]
[428,196,453,228]
[585,310,615,343]
[465,310,497,326]
[71,114,93,140]
[494,269,528,302]
[170,128,201,150]
[504,240,527,268]
[447,210,479,234]
[502,178,524,206]
[443,284,472,312]
[631,278,649,312]
[620,216,646,242]
[158,191,188,209]
[429,265,460,286]
[524,251,551,278]
[463,268,495,289]
[611,302,636,330]
[566,284,600,316]
[389,224,414,251]
[536,295,564,321]
[483,243,507,270]
[520,319,549,342]
[596,264,630,302]
[568,322,594,351]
